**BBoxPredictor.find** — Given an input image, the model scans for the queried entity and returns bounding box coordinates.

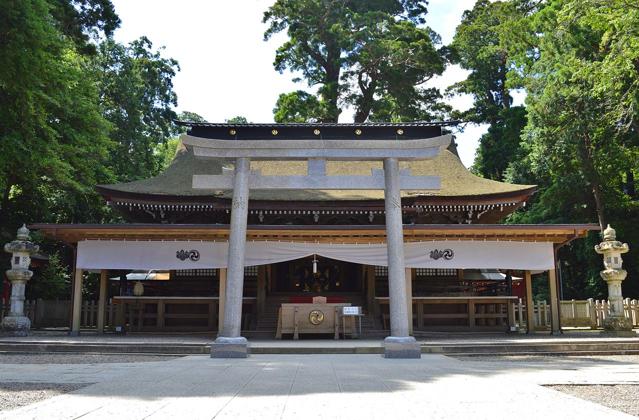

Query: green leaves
[95,37,179,183]
[273,90,323,123]
[449,0,639,297]
[0,0,180,242]
[0,0,113,231]
[264,0,446,122]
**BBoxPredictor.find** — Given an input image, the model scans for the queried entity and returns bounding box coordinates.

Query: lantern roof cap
[603,224,616,241]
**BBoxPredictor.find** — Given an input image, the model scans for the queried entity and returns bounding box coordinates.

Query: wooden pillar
[405,267,413,335]
[257,266,266,315]
[70,269,83,336]
[468,299,475,329]
[158,300,166,329]
[525,270,535,333]
[548,268,561,334]
[366,265,376,315]
[96,269,108,334]
[218,268,227,333]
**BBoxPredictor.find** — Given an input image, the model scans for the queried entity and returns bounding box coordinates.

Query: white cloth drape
[77,240,555,271]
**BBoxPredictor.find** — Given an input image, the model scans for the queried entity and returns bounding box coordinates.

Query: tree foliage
[0,1,181,297]
[28,252,70,299]
[48,0,120,54]
[449,0,639,298]
[96,37,179,182]
[273,91,322,123]
[449,0,528,181]
[225,116,250,124]
[0,0,113,235]
[263,0,447,122]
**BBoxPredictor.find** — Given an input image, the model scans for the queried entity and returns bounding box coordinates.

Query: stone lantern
[594,224,633,334]
[1,225,39,336]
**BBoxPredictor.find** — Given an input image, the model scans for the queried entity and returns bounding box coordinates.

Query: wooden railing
[513,299,552,330]
[3,296,638,331]
[377,296,519,331]
[111,296,222,332]
[558,298,639,329]
[512,298,639,330]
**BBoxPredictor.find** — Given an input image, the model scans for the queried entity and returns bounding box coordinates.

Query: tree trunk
[320,50,341,123]
[354,79,377,123]
[0,180,14,223]
[499,56,510,110]
[591,176,606,231]
[578,133,606,230]
[626,171,636,198]
[322,79,340,123]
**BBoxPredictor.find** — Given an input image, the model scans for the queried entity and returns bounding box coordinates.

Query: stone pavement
[1,353,638,419]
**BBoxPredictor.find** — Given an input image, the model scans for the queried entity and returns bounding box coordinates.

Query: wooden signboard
[276,303,352,339]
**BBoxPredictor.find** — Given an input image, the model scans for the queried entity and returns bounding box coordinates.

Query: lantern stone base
[602,316,636,336]
[211,336,249,358]
[1,316,31,336]
[383,336,421,359]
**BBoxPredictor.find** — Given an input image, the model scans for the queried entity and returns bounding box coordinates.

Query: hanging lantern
[312,255,318,274]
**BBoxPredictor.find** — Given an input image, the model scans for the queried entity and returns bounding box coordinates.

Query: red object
[511,280,525,299]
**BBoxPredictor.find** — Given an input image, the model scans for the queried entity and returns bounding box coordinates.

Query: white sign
[343,306,361,315]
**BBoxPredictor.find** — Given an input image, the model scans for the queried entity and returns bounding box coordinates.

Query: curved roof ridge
[174,120,461,128]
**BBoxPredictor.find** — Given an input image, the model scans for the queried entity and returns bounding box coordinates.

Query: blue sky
[111,0,498,167]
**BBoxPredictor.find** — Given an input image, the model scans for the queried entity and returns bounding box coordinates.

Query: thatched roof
[97,141,535,202]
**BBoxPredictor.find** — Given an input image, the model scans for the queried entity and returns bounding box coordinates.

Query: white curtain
[77,239,555,271]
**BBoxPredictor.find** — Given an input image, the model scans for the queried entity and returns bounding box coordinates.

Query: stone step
[1,338,639,356]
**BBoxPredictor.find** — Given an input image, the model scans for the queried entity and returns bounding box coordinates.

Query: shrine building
[32,122,598,358]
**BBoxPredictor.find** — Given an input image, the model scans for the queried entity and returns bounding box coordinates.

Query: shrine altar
[276,298,354,339]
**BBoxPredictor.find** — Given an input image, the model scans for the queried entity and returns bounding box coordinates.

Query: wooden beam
[96,269,108,334]
[525,270,535,333]
[257,266,266,315]
[218,268,227,333]
[32,223,598,244]
[71,269,83,336]
[405,267,414,335]
[366,265,376,315]
[548,268,561,334]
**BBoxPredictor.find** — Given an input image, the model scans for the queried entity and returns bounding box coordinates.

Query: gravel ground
[548,385,639,417]
[0,353,180,364]
[0,382,88,412]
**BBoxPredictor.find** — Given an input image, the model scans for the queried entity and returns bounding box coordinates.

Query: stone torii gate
[182,133,451,358]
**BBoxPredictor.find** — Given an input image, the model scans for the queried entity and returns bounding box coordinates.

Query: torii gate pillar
[383,158,420,358]
[211,157,251,358]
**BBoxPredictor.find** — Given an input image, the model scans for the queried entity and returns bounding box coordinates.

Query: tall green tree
[264,0,447,122]
[96,37,179,182]
[448,0,527,180]
[502,0,639,297]
[507,0,637,230]
[0,0,113,236]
